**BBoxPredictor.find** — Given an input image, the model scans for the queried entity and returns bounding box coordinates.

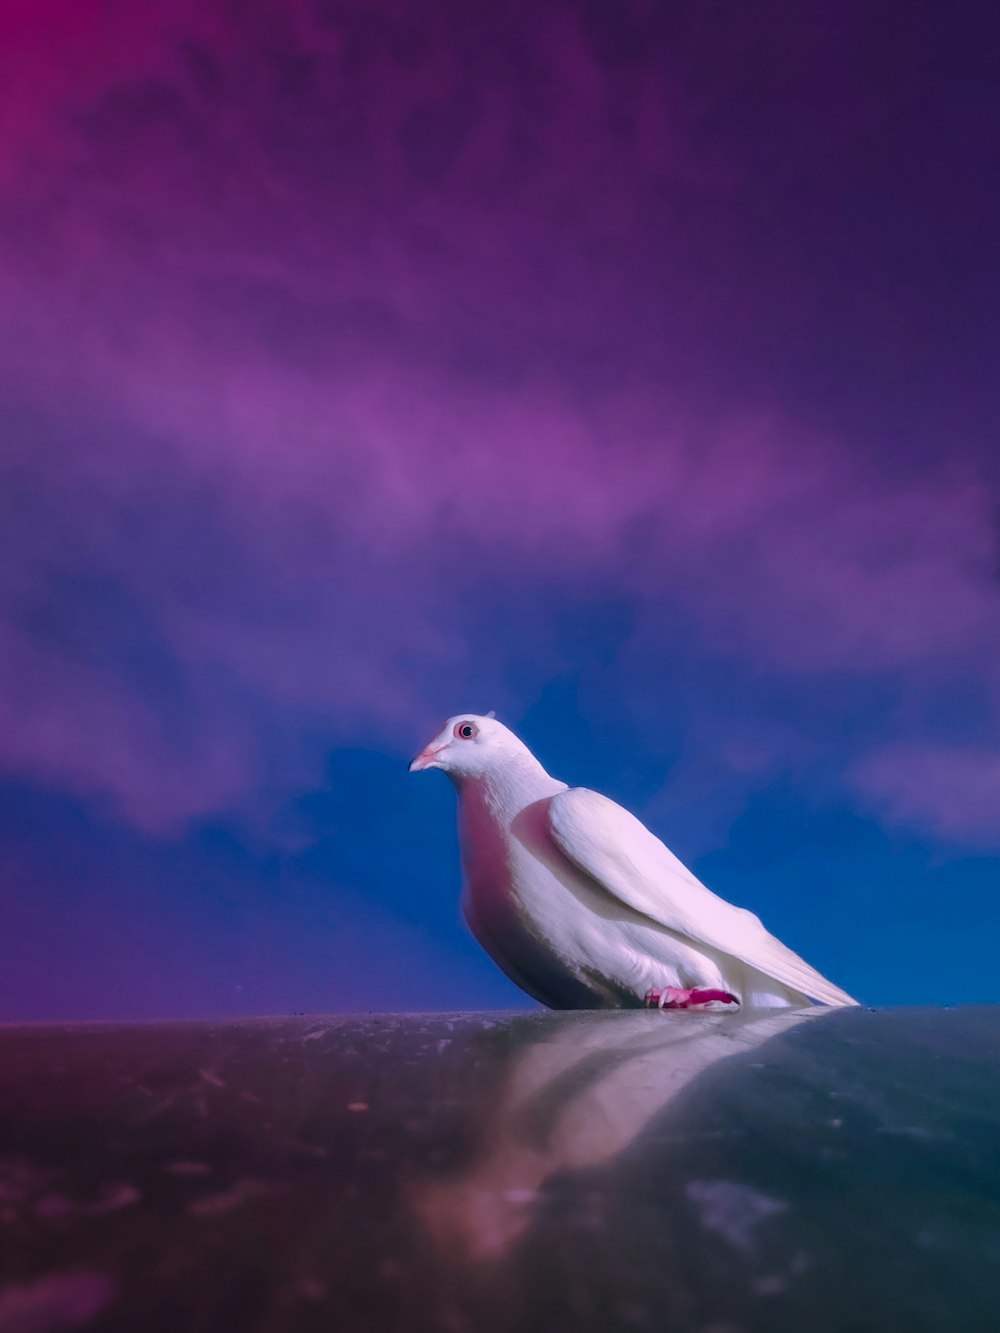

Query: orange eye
[454,721,478,740]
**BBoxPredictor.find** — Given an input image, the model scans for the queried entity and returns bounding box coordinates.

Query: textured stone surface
[0,1006,998,1332]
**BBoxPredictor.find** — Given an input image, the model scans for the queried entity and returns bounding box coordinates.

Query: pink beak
[408,744,447,773]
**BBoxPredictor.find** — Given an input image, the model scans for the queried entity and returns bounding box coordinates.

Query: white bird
[410,714,857,1011]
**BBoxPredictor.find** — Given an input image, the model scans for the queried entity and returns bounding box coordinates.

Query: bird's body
[410,715,857,1011]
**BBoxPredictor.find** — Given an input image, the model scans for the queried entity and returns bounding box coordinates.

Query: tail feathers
[741,963,858,1010]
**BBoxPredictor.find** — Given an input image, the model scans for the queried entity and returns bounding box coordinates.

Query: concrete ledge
[0,1006,997,1331]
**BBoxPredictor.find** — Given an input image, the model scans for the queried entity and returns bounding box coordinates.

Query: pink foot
[644,986,740,1010]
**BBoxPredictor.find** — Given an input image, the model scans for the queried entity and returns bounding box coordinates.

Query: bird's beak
[409,744,446,773]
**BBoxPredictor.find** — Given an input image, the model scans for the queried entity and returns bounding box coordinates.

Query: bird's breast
[458,788,564,926]
[457,785,628,1008]
[458,790,537,939]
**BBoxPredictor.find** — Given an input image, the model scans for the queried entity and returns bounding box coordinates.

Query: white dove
[410,713,857,1011]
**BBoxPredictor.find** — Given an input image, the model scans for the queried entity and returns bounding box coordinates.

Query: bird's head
[409,713,532,781]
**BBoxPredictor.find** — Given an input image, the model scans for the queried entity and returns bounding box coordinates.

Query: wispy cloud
[1,0,997,841]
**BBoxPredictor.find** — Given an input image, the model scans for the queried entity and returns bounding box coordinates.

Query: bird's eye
[454,722,478,740]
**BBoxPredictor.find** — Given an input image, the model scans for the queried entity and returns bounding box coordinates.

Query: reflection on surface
[3,1007,999,1332]
[412,1008,821,1262]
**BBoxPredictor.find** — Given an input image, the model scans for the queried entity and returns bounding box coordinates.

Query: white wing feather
[547,787,857,1007]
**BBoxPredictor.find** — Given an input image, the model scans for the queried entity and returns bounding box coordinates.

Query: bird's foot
[644,986,740,1011]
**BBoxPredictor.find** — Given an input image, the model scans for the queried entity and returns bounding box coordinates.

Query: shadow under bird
[410,714,857,1011]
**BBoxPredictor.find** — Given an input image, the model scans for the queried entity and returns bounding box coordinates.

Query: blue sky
[1,0,998,1018]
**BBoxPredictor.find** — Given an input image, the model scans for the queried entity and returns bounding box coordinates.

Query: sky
[1,0,998,1021]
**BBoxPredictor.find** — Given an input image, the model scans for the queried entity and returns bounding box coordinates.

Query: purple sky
[1,0,998,1019]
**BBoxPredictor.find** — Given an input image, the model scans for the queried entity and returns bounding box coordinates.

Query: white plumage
[410,714,857,1011]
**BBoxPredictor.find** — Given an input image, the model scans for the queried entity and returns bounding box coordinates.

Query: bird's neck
[453,756,566,821]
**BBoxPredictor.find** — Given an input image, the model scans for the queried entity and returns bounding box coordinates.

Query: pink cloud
[0,625,254,831]
[0,0,998,839]
[852,745,1000,845]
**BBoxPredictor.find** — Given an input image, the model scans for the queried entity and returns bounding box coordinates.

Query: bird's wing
[547,787,856,1007]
